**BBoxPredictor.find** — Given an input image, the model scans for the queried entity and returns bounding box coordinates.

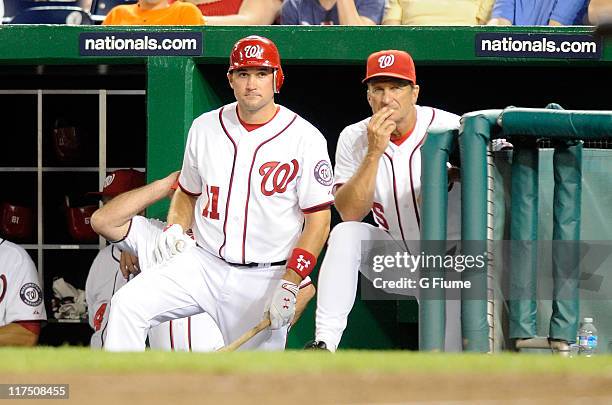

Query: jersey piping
[218,106,239,260]
[242,114,297,263]
[0,274,7,304]
[408,107,437,230]
[383,152,408,251]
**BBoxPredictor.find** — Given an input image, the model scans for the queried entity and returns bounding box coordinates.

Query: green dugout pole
[419,128,457,351]
[458,110,500,352]
[508,143,539,339]
[551,141,583,342]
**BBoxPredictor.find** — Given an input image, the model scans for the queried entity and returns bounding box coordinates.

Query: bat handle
[217,317,271,352]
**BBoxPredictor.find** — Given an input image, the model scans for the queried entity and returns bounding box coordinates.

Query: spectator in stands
[588,0,612,24]
[488,0,587,25]
[103,0,203,25]
[174,0,282,25]
[281,0,385,25]
[383,0,494,25]
[0,0,3,25]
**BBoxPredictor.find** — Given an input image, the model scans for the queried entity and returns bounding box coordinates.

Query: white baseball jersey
[86,244,127,348]
[334,105,461,243]
[0,238,47,327]
[179,102,334,264]
[86,218,223,351]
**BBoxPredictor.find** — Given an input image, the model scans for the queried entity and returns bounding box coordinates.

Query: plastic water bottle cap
[584,317,594,323]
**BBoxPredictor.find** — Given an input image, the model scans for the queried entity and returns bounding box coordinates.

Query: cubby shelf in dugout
[0,88,146,335]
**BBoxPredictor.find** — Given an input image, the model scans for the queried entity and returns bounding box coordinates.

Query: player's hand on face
[367,107,396,157]
[153,223,196,265]
[120,250,140,279]
[267,279,299,329]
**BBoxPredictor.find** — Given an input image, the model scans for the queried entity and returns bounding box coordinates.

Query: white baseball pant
[105,246,288,351]
[315,221,462,352]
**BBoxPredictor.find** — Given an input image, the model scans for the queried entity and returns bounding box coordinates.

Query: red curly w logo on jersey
[259,160,299,196]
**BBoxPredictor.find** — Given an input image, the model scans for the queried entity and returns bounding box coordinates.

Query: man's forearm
[291,284,316,326]
[167,189,197,230]
[283,209,331,283]
[91,173,178,241]
[0,323,38,347]
[334,154,381,221]
[337,0,376,25]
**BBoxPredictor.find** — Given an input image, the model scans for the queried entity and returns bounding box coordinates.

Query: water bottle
[577,317,598,357]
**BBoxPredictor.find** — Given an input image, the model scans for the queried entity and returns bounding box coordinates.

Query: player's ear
[411,84,420,104]
[227,72,234,89]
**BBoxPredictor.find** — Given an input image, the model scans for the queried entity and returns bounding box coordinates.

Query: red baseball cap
[362,50,416,84]
[89,169,145,197]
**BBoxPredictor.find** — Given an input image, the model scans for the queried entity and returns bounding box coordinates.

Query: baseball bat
[217,318,271,352]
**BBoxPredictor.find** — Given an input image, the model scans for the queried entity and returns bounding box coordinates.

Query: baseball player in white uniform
[104,35,332,351]
[88,171,315,350]
[87,243,225,351]
[86,169,223,351]
[307,50,462,352]
[0,237,47,346]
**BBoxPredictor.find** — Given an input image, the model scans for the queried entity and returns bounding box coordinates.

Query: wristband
[287,248,317,279]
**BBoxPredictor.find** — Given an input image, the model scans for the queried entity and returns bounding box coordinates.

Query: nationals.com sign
[476,33,601,59]
[80,32,203,56]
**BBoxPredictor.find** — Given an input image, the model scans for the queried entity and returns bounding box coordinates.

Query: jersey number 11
[202,185,220,220]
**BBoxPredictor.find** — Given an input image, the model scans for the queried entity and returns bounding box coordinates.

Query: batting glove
[153,224,195,265]
[268,279,299,330]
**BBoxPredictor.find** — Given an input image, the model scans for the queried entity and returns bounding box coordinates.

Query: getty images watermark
[371,250,485,289]
[359,240,612,301]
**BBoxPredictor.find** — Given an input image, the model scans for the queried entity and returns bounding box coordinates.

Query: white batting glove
[268,279,299,330]
[153,224,195,265]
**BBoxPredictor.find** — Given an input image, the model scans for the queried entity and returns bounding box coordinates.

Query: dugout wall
[1,25,611,349]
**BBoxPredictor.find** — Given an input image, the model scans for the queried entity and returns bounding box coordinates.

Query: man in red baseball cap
[89,169,146,202]
[306,49,463,351]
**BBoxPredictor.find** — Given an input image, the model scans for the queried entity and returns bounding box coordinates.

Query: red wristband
[287,248,317,279]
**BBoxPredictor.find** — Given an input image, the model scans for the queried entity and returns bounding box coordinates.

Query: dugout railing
[422,106,612,352]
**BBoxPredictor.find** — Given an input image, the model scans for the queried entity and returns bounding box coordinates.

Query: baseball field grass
[2,349,612,404]
[2,347,612,374]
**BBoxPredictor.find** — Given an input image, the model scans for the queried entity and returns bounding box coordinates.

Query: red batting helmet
[0,203,33,240]
[228,35,284,93]
[66,205,98,242]
[65,196,98,242]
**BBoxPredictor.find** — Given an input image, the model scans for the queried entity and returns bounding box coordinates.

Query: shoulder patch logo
[0,275,7,304]
[20,283,43,307]
[314,160,333,186]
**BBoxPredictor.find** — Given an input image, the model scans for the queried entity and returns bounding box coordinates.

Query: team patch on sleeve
[314,160,333,186]
[20,283,43,307]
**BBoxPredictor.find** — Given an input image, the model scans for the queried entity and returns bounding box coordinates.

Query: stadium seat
[3,0,80,22]
[9,5,93,24]
[90,0,136,23]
